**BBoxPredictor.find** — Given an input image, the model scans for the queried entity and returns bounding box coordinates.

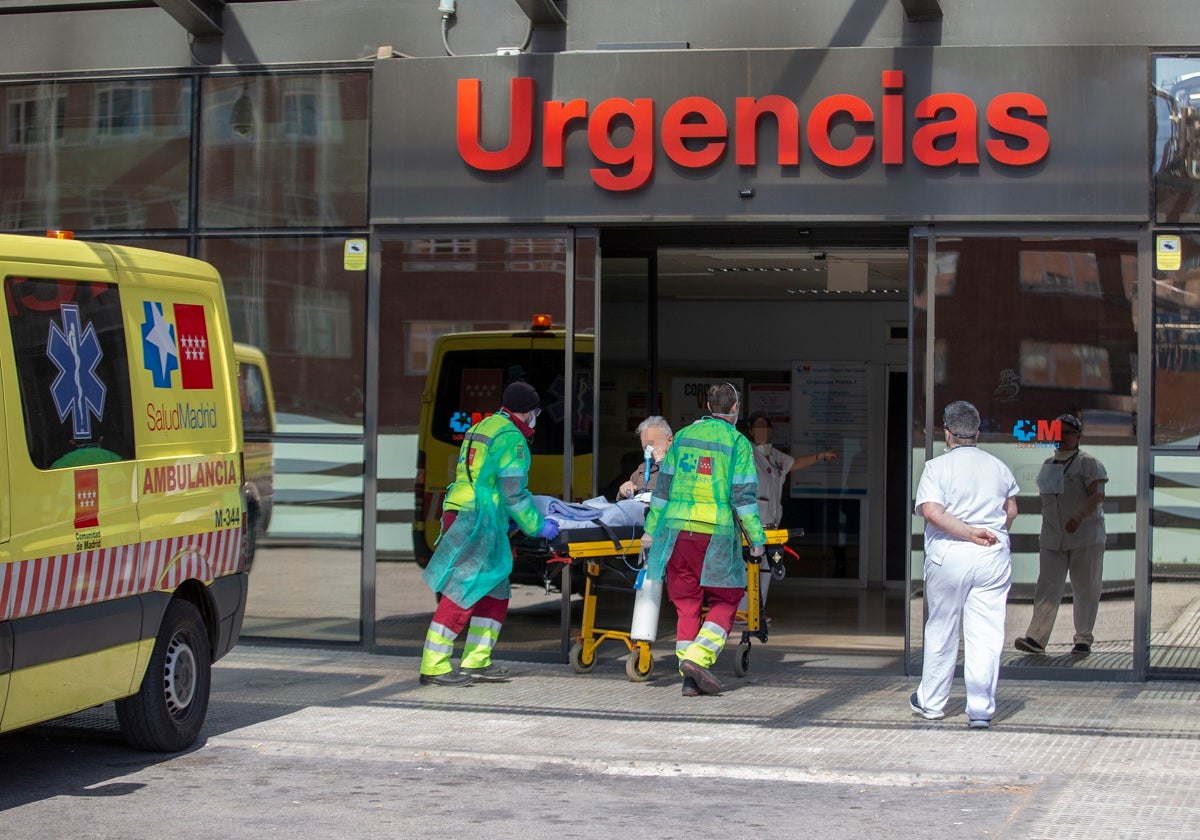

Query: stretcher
[514,526,801,682]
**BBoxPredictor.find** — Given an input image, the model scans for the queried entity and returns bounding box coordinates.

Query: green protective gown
[643,415,766,588]
[422,411,546,608]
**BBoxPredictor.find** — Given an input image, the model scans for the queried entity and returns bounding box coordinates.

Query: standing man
[911,401,1019,729]
[640,382,767,697]
[617,416,673,499]
[419,381,559,686]
[1015,413,1108,656]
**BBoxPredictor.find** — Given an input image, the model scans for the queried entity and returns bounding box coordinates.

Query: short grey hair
[943,400,980,439]
[636,416,673,437]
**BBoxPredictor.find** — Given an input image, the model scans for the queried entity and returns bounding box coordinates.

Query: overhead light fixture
[230,80,253,137]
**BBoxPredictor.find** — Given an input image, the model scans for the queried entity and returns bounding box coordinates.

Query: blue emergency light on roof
[531,314,552,329]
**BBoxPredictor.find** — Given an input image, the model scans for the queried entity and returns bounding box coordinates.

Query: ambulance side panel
[113,245,247,662]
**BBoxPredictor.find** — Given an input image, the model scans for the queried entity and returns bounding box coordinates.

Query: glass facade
[910,234,1139,674]
[1151,56,1200,675]
[2,52,1199,676]
[1,69,372,643]
[373,234,596,654]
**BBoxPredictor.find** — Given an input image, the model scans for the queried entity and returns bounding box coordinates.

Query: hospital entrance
[367,227,913,671]
[594,229,912,667]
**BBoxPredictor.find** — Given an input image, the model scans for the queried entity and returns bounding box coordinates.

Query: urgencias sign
[457,71,1049,192]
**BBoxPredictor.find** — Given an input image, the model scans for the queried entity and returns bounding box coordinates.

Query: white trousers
[1024,543,1105,647]
[918,540,1012,721]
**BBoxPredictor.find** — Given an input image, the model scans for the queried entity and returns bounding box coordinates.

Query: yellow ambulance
[413,317,594,576]
[234,343,275,569]
[0,232,247,751]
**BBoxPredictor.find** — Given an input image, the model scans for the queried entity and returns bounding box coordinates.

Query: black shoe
[461,663,511,681]
[1071,643,1092,655]
[682,676,701,697]
[1014,636,1045,654]
[680,660,723,695]
[419,671,473,687]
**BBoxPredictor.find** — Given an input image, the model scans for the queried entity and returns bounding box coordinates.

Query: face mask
[527,412,537,429]
[755,443,772,453]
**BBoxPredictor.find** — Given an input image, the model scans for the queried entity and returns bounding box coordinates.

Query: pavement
[36,640,1200,838]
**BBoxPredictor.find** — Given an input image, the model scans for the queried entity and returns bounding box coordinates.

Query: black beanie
[502,381,540,413]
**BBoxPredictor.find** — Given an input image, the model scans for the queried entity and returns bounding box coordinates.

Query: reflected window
[94,81,154,140]
[199,237,366,429]
[1019,250,1101,297]
[401,239,478,271]
[507,238,567,272]
[1,78,191,231]
[6,86,65,147]
[404,320,521,375]
[199,72,368,228]
[1020,340,1112,389]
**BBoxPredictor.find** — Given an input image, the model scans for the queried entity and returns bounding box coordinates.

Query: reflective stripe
[469,616,502,634]
[682,621,728,668]
[429,621,455,639]
[421,621,460,675]
[461,617,504,669]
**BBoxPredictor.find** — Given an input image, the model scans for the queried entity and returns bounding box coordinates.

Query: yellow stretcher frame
[561,528,798,682]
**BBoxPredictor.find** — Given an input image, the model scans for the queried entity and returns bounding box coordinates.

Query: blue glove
[539,519,560,540]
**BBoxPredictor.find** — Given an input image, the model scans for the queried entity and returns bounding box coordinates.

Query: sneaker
[1071,643,1092,655]
[909,691,945,721]
[680,660,723,695]
[461,663,512,681]
[1014,636,1045,654]
[968,719,990,730]
[681,676,701,697]
[419,671,473,687]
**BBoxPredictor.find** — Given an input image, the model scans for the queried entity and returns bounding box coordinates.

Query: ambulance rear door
[0,243,143,730]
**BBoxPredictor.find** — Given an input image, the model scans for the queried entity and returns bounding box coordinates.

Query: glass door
[909,229,1140,677]
[371,229,596,656]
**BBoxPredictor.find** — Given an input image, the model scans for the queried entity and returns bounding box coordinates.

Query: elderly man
[618,416,674,499]
[911,401,1019,730]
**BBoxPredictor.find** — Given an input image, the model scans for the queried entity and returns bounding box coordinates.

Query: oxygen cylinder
[630,565,662,642]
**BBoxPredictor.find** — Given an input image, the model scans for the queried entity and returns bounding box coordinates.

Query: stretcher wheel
[569,642,596,674]
[625,650,654,682]
[733,641,751,677]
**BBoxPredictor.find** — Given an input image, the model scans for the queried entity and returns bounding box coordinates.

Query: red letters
[807,94,875,167]
[457,77,533,172]
[588,97,655,191]
[455,75,1050,191]
[661,96,727,169]
[986,92,1050,165]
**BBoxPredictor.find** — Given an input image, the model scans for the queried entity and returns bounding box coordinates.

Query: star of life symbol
[1012,420,1038,442]
[47,303,107,439]
[450,411,476,433]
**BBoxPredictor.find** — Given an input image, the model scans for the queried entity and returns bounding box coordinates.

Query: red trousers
[433,510,509,633]
[666,532,743,641]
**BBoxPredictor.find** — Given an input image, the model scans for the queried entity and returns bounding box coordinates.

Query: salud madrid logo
[1012,418,1063,449]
